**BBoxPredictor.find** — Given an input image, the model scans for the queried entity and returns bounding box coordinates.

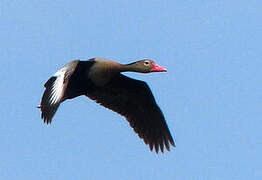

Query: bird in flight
[38,58,175,153]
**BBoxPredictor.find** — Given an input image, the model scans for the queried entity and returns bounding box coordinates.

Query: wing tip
[38,103,55,125]
[43,118,52,124]
[148,135,176,154]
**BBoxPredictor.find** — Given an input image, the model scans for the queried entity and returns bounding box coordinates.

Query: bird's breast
[88,65,118,87]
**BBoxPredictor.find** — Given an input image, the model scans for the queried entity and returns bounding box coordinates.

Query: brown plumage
[38,58,175,153]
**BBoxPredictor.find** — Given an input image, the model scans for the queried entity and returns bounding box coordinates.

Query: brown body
[38,58,175,153]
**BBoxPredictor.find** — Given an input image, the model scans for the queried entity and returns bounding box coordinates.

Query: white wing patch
[49,68,66,105]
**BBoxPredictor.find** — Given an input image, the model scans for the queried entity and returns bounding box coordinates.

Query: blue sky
[1,0,262,179]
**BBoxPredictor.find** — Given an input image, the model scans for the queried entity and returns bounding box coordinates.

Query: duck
[38,57,175,153]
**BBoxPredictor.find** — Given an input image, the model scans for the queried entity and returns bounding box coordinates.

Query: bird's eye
[144,61,150,66]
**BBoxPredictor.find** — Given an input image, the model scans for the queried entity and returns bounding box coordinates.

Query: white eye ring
[144,61,150,66]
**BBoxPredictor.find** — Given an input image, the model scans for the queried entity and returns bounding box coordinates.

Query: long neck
[120,62,141,72]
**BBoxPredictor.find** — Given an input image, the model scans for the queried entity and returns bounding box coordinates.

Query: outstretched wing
[38,60,80,124]
[86,74,175,153]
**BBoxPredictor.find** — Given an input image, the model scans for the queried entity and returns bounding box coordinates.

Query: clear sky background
[1,0,262,179]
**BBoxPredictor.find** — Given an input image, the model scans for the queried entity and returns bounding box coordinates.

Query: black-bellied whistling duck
[38,58,175,153]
